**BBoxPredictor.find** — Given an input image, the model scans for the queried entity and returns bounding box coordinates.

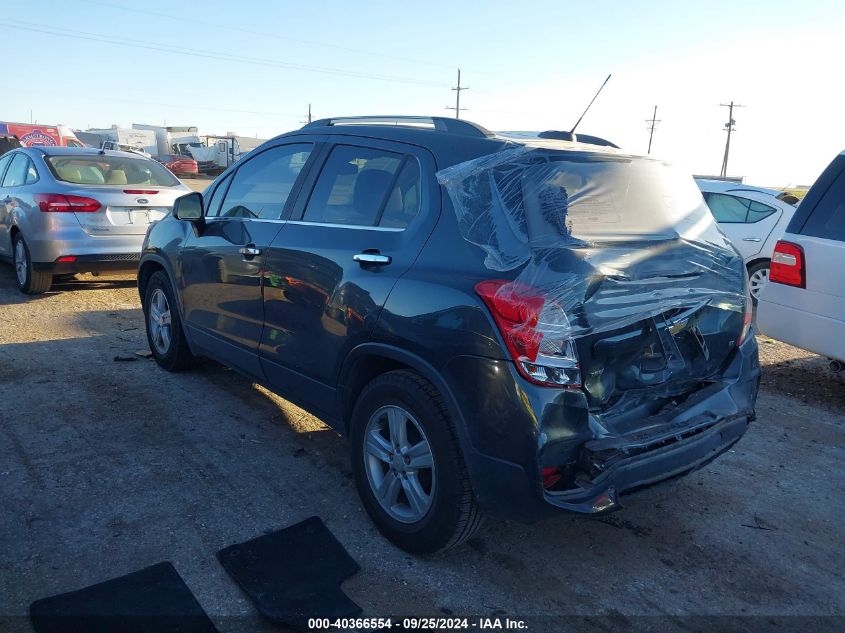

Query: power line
[719,101,745,177]
[76,0,475,73]
[0,20,449,88]
[645,105,661,154]
[446,69,468,119]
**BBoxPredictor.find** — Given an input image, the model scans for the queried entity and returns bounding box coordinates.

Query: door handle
[353,251,391,266]
[239,246,262,257]
[741,238,762,242]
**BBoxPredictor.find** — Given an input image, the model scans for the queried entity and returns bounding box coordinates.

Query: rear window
[437,147,717,270]
[800,168,845,242]
[46,155,179,186]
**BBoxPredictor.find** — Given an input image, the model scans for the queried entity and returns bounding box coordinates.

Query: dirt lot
[0,265,843,632]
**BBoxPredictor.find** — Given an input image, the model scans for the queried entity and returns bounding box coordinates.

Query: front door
[180,141,316,376]
[259,140,438,416]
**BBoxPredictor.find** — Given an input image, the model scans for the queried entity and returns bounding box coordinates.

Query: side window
[378,158,422,229]
[0,154,12,183]
[218,143,312,220]
[746,200,776,223]
[801,171,845,242]
[205,172,233,218]
[705,193,750,223]
[2,154,29,187]
[302,145,404,226]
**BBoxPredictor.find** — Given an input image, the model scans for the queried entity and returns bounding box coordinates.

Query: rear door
[0,152,18,256]
[259,138,438,411]
[704,192,781,259]
[179,141,316,376]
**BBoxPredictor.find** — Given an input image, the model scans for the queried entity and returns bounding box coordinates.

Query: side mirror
[173,192,203,221]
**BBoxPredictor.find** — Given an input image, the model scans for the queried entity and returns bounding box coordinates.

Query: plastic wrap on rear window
[436,144,746,341]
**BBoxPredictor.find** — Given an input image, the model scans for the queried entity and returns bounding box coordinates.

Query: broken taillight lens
[475,279,581,387]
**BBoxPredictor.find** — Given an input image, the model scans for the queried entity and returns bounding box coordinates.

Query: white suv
[757,151,845,364]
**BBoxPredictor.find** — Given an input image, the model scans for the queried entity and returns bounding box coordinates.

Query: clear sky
[3,0,844,185]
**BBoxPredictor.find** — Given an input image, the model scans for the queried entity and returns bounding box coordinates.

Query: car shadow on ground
[0,264,137,304]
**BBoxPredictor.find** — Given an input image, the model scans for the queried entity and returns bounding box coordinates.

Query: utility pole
[446,69,468,119]
[645,105,660,154]
[300,104,313,125]
[719,101,744,177]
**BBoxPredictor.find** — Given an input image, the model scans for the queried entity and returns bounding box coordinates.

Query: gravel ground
[0,266,843,632]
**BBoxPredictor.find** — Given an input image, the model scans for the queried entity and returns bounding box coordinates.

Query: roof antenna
[570,74,612,134]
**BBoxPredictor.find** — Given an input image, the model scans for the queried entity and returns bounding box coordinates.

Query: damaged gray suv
[139,116,760,554]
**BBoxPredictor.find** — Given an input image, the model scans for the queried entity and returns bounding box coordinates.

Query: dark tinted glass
[302,146,403,226]
[219,144,311,220]
[801,169,845,242]
[205,172,233,218]
[378,158,421,229]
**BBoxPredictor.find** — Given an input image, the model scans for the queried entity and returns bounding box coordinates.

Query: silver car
[0,146,190,293]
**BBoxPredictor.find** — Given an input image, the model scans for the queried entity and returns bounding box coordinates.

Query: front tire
[350,370,482,554]
[13,234,52,295]
[143,270,194,371]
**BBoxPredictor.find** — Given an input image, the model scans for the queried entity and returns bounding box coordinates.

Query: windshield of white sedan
[46,155,179,187]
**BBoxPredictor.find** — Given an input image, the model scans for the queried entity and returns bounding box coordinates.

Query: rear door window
[24,158,38,184]
[2,154,29,187]
[218,144,312,220]
[301,145,406,226]
[746,200,777,223]
[705,193,750,223]
[801,170,845,242]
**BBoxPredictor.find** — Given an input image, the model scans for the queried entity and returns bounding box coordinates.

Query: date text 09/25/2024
[307,617,529,630]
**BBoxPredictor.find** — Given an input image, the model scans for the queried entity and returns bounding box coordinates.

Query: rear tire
[350,370,483,554]
[747,260,770,305]
[13,234,52,295]
[143,270,194,371]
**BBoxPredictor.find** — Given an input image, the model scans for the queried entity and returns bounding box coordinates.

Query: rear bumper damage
[446,334,760,522]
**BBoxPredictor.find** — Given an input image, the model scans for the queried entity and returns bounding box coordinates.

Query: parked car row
[0,146,190,293]
[2,117,839,554]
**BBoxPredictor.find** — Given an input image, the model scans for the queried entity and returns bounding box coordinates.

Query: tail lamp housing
[34,193,101,213]
[769,240,805,288]
[475,279,581,387]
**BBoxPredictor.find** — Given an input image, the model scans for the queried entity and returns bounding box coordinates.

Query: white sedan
[697,179,799,302]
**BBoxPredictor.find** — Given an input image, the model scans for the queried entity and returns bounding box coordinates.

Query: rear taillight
[124,189,159,194]
[34,193,101,213]
[475,279,581,387]
[769,240,805,288]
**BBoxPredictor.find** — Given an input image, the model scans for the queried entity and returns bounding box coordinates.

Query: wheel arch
[746,257,771,271]
[337,344,469,448]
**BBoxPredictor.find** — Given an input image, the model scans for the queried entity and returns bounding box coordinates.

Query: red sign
[7,124,61,147]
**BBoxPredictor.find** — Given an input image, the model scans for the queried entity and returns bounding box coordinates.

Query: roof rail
[303,116,493,138]
[537,130,619,148]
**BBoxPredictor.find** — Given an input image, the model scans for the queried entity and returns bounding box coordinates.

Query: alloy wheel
[363,405,435,524]
[148,288,173,355]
